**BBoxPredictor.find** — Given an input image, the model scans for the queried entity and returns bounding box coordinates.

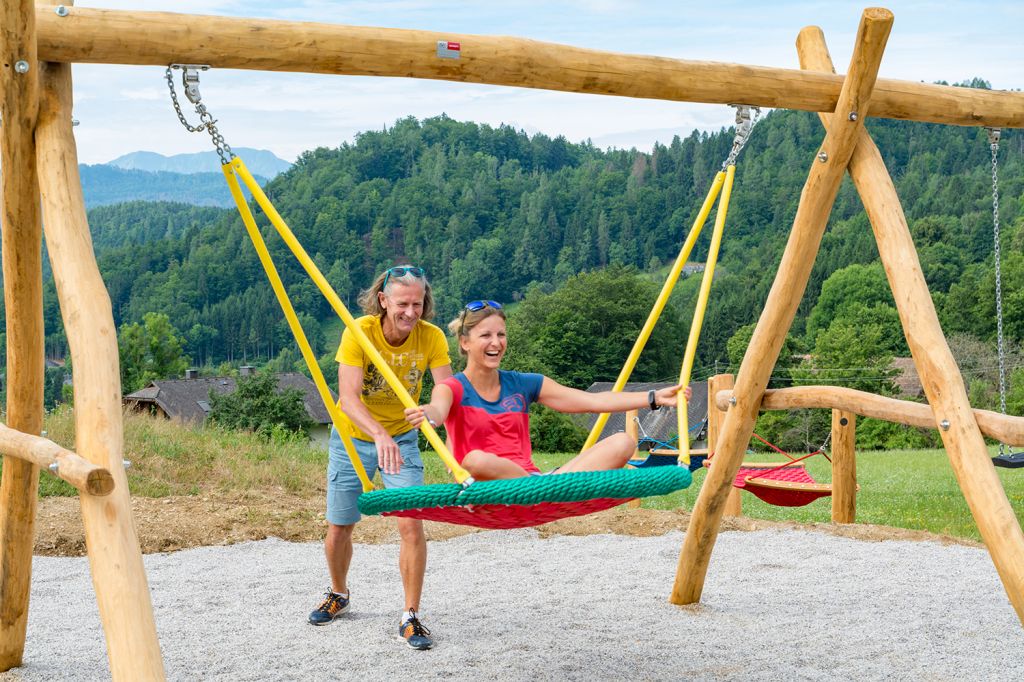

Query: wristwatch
[648,389,659,411]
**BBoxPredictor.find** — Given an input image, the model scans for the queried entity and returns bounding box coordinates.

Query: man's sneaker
[308,590,350,625]
[398,610,433,650]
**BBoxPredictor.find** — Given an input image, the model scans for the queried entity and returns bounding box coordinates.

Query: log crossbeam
[30,4,1024,129]
[716,386,1024,446]
[0,423,114,496]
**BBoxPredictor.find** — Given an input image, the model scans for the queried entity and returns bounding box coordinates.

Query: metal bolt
[940,420,950,431]
[14,61,29,74]
[55,5,69,16]
[72,118,80,127]
[848,112,858,121]
[817,151,828,163]
[41,430,48,437]
[123,460,132,469]
[48,462,59,474]
[728,396,737,406]
[840,417,849,427]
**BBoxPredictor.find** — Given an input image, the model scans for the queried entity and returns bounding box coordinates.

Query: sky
[65,1,1024,165]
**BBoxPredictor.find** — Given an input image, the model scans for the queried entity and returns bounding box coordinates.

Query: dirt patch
[30,493,980,557]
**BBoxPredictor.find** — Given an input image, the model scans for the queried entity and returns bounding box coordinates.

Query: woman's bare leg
[557,432,635,473]
[462,449,531,480]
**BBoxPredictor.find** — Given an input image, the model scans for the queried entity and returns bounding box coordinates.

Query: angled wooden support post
[0,0,43,670]
[706,374,740,517]
[35,60,166,680]
[830,409,856,523]
[798,28,1024,625]
[671,8,893,605]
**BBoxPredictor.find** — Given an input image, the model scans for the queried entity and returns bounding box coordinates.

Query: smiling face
[378,281,425,343]
[461,313,507,370]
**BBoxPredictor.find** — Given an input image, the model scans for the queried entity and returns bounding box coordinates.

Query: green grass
[20,408,1024,543]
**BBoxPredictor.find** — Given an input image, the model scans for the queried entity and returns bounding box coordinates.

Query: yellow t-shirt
[336,315,450,440]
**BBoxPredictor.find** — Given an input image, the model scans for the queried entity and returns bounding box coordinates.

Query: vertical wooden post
[624,409,641,508]
[0,0,43,670]
[798,28,1024,625]
[707,374,741,517]
[672,8,893,606]
[830,409,856,523]
[35,60,166,680]
[624,409,639,455]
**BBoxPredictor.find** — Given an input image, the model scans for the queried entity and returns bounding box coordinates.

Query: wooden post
[830,409,856,523]
[707,374,741,517]
[624,409,641,508]
[35,60,166,680]
[0,0,43,670]
[30,6,1024,128]
[671,8,893,606]
[798,28,1024,625]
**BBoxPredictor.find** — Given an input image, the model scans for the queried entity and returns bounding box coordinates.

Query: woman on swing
[405,300,690,479]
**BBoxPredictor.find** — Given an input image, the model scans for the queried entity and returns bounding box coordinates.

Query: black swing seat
[992,451,1024,469]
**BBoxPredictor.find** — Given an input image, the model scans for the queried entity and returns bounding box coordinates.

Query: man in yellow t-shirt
[308,265,451,652]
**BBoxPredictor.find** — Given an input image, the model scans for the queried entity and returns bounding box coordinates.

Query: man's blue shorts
[326,427,424,526]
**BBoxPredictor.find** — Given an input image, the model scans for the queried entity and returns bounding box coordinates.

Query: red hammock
[706,433,834,507]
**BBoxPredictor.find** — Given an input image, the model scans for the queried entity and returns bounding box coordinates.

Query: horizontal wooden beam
[35,5,1024,129]
[0,422,113,495]
[716,386,1024,446]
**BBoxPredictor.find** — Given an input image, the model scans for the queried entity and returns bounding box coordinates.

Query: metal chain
[722,105,760,169]
[164,65,235,165]
[987,128,1010,455]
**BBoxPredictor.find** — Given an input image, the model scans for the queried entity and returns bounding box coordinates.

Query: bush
[529,404,587,452]
[208,370,314,439]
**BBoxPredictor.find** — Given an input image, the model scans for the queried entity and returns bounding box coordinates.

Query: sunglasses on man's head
[464,300,503,312]
[382,266,425,290]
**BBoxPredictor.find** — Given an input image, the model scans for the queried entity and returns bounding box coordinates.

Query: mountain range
[80,148,292,208]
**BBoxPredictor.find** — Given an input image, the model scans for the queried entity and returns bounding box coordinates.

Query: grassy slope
[25,408,1024,543]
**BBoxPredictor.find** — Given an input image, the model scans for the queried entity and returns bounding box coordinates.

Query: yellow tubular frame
[676,164,736,466]
[580,170,728,452]
[224,157,471,485]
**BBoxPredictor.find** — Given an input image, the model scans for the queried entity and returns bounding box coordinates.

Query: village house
[123,367,334,446]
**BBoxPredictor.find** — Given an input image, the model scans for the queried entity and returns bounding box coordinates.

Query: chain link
[987,128,1010,455]
[164,65,235,165]
[722,105,760,169]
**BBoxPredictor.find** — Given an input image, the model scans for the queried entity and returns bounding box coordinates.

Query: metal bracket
[174,64,210,105]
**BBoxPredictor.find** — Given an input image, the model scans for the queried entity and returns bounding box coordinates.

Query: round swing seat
[741,476,833,507]
[357,466,693,529]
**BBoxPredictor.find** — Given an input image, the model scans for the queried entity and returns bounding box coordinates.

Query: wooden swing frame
[3,5,1024,680]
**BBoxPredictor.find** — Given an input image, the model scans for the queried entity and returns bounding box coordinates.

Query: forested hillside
[2,103,1022,418]
[79,164,269,208]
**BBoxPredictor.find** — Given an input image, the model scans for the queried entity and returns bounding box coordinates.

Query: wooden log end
[85,468,115,496]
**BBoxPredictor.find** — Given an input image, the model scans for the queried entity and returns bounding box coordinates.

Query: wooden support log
[0,0,43,670]
[706,374,741,517]
[0,423,114,495]
[31,5,1024,129]
[36,59,166,680]
[672,9,893,606]
[715,385,1024,445]
[830,409,856,523]
[798,27,1024,626]
[625,409,641,508]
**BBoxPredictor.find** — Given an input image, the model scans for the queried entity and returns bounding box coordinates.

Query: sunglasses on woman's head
[382,266,425,290]
[464,300,503,312]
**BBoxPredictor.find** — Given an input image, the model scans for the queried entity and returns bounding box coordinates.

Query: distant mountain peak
[108,148,292,179]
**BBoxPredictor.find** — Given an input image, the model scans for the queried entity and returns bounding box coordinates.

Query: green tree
[207,370,314,438]
[118,312,191,393]
[503,266,686,388]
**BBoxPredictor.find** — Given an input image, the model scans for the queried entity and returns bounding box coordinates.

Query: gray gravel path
[1,529,1021,681]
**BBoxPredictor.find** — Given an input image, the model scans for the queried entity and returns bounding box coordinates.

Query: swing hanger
[722,104,760,169]
[165,64,235,164]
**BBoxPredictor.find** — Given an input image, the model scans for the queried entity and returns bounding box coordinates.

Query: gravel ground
[1,528,1021,681]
